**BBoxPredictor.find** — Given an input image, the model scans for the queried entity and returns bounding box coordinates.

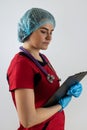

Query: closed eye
[40,29,53,35]
[40,30,47,34]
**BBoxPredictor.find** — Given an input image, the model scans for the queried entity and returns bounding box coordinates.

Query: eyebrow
[40,27,54,32]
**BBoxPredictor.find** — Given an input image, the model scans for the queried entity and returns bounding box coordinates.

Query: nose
[46,33,52,41]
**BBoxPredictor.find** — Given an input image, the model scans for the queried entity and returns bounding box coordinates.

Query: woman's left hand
[67,83,83,98]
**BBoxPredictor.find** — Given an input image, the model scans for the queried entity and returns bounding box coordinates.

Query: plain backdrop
[0,0,87,130]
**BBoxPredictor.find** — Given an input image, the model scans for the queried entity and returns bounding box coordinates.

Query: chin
[41,45,49,50]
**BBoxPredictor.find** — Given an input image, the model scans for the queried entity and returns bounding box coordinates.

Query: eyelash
[40,30,52,35]
[40,30,47,34]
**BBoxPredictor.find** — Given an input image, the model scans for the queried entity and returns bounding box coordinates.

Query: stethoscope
[19,46,57,83]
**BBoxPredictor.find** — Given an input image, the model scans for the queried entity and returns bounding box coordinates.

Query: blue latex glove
[67,83,83,98]
[58,95,72,110]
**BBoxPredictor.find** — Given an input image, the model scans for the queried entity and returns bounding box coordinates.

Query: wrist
[58,104,63,112]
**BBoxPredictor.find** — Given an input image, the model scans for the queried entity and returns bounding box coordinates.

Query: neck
[22,43,43,62]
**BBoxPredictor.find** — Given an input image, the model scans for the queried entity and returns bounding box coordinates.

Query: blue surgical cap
[18,8,56,42]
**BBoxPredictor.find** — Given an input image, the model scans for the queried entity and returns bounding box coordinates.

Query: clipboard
[44,71,87,107]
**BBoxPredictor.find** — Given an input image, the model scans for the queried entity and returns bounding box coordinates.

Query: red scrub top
[7,52,65,130]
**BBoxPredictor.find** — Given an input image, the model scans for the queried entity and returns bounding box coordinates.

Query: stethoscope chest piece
[47,74,55,83]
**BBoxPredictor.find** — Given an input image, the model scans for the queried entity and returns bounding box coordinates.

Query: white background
[0,0,87,130]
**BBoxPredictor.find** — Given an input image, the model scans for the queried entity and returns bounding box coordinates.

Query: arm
[15,88,62,128]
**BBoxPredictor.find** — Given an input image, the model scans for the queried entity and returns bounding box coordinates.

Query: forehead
[39,23,54,31]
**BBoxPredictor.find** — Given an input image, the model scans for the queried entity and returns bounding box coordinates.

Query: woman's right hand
[58,95,72,111]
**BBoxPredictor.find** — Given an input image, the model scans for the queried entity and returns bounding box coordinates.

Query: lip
[43,42,49,44]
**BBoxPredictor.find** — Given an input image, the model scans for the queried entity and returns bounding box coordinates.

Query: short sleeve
[8,59,35,91]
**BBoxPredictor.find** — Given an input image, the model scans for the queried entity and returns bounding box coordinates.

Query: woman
[7,8,82,130]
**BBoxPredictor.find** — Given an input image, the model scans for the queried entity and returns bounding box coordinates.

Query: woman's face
[27,23,54,50]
